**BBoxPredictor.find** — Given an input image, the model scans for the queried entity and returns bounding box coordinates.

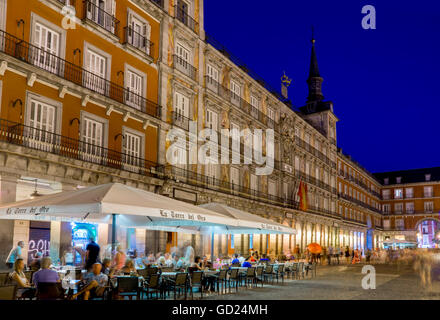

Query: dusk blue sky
[204,0,440,174]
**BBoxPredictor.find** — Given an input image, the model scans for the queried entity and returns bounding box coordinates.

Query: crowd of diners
[3,237,313,300]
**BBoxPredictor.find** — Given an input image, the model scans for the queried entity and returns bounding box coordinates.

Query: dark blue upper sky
[204,0,440,173]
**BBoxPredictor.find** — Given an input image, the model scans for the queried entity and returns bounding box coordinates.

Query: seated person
[10,258,35,299]
[231,254,240,265]
[201,256,212,269]
[156,256,166,267]
[238,254,246,264]
[242,257,253,268]
[71,263,108,300]
[29,252,43,271]
[175,257,186,270]
[188,256,203,273]
[32,257,60,287]
[120,259,138,276]
[101,258,115,278]
[165,253,174,267]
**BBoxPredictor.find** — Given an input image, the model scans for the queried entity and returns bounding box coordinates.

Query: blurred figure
[5,241,25,269]
[183,241,195,266]
[85,236,100,271]
[30,252,43,271]
[345,247,350,264]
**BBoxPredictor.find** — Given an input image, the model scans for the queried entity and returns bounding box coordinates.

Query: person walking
[5,241,25,269]
[345,247,350,264]
[328,246,333,265]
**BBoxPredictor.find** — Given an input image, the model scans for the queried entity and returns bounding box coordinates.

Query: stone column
[49,221,61,263]
[0,173,22,264]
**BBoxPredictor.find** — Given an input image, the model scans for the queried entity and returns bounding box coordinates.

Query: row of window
[3,7,153,110]
[2,91,146,165]
[383,174,432,185]
[382,186,434,200]
[338,182,380,209]
[295,127,333,161]
[338,160,379,194]
[383,201,434,214]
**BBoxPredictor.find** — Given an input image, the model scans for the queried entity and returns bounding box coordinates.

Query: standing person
[345,247,350,264]
[183,240,195,266]
[5,241,25,269]
[328,246,333,265]
[112,245,126,273]
[335,247,341,265]
[85,237,100,271]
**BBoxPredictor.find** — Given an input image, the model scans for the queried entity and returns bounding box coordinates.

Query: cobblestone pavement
[205,263,440,300]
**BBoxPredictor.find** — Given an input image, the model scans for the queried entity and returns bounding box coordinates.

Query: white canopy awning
[198,203,296,235]
[0,183,239,229]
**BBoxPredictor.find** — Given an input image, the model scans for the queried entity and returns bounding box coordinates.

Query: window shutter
[127,11,133,42]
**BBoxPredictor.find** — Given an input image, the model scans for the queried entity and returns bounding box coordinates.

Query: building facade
[0,0,436,266]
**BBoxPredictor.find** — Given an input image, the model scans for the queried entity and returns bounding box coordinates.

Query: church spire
[307,27,324,103]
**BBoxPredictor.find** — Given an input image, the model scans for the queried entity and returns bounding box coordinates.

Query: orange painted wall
[1,0,160,164]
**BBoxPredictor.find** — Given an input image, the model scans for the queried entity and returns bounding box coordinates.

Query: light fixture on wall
[17,19,25,40]
[114,133,125,141]
[12,98,23,120]
[30,179,42,199]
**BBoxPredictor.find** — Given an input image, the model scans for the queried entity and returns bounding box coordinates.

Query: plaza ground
[206,263,440,300]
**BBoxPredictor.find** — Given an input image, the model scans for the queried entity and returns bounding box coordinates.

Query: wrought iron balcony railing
[174,6,199,34]
[173,55,197,81]
[205,76,278,129]
[83,0,120,38]
[149,0,164,9]
[0,30,162,119]
[0,119,157,176]
[123,27,154,59]
[56,0,76,5]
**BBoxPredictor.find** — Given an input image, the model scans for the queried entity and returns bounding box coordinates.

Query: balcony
[173,55,197,81]
[0,30,162,119]
[205,76,278,129]
[123,27,154,59]
[56,0,76,5]
[149,0,164,9]
[155,165,293,207]
[174,6,199,34]
[338,193,381,214]
[154,165,339,219]
[424,193,434,198]
[83,0,120,38]
[171,111,192,131]
[0,119,157,176]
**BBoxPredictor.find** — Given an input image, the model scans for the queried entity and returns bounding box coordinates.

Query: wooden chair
[142,273,161,299]
[170,272,188,300]
[297,262,305,279]
[0,272,9,286]
[36,282,64,300]
[0,285,17,300]
[306,263,317,278]
[189,271,203,300]
[227,268,240,293]
[214,269,228,295]
[263,265,274,285]
[244,267,256,288]
[255,266,264,288]
[274,264,285,284]
[115,277,140,300]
